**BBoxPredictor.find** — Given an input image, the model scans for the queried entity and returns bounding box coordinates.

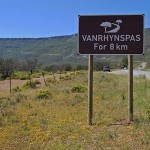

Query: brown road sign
[78,15,144,55]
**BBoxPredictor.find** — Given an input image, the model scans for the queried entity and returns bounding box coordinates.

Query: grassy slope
[0,72,149,149]
[0,35,79,66]
[0,28,150,67]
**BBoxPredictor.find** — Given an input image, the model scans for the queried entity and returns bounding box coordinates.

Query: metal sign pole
[88,55,93,125]
[128,55,133,122]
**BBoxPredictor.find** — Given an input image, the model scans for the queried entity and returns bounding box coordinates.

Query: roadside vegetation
[0,69,149,149]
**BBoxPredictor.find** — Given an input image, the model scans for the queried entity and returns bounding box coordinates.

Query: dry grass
[0,71,149,149]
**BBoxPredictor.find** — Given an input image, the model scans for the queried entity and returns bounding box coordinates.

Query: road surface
[111,69,150,80]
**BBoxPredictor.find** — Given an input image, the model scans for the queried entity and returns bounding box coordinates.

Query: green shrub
[13,71,29,80]
[12,86,22,93]
[60,75,72,80]
[36,90,52,99]
[56,70,67,74]
[76,71,85,75]
[46,78,57,84]
[20,76,29,80]
[70,72,75,75]
[41,70,52,75]
[0,99,9,108]
[31,72,41,78]
[23,80,37,89]
[0,76,5,81]
[71,85,87,93]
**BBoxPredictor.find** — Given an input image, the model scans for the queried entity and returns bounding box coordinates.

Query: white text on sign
[94,43,128,50]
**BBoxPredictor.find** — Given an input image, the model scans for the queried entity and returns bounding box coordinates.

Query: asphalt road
[111,69,150,80]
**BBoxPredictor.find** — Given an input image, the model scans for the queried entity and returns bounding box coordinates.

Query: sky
[0,0,150,38]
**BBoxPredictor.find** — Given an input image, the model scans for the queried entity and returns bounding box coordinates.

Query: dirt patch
[0,73,69,91]
[109,120,130,126]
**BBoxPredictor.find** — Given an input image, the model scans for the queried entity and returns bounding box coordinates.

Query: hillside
[0,28,150,67]
[0,35,80,66]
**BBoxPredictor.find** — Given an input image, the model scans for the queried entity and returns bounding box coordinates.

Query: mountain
[0,34,80,66]
[0,28,150,67]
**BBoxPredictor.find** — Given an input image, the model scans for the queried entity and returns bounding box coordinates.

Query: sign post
[128,55,133,122]
[88,55,93,125]
[78,15,144,125]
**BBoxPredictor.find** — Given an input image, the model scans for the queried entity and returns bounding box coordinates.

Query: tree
[44,64,59,80]
[115,20,122,25]
[75,64,88,70]
[0,58,18,95]
[121,57,128,68]
[0,58,18,79]
[100,22,112,32]
[61,64,73,71]
[94,61,103,71]
[22,58,38,74]
[44,64,59,73]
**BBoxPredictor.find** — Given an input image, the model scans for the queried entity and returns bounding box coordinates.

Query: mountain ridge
[0,29,150,67]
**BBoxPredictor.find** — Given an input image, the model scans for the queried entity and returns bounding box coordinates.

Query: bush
[0,99,9,108]
[23,80,37,89]
[20,76,29,80]
[60,75,72,80]
[40,70,52,75]
[56,70,67,74]
[12,86,22,93]
[36,90,52,99]
[76,71,85,75]
[31,72,41,78]
[71,85,87,93]
[46,78,57,84]
[13,71,29,80]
